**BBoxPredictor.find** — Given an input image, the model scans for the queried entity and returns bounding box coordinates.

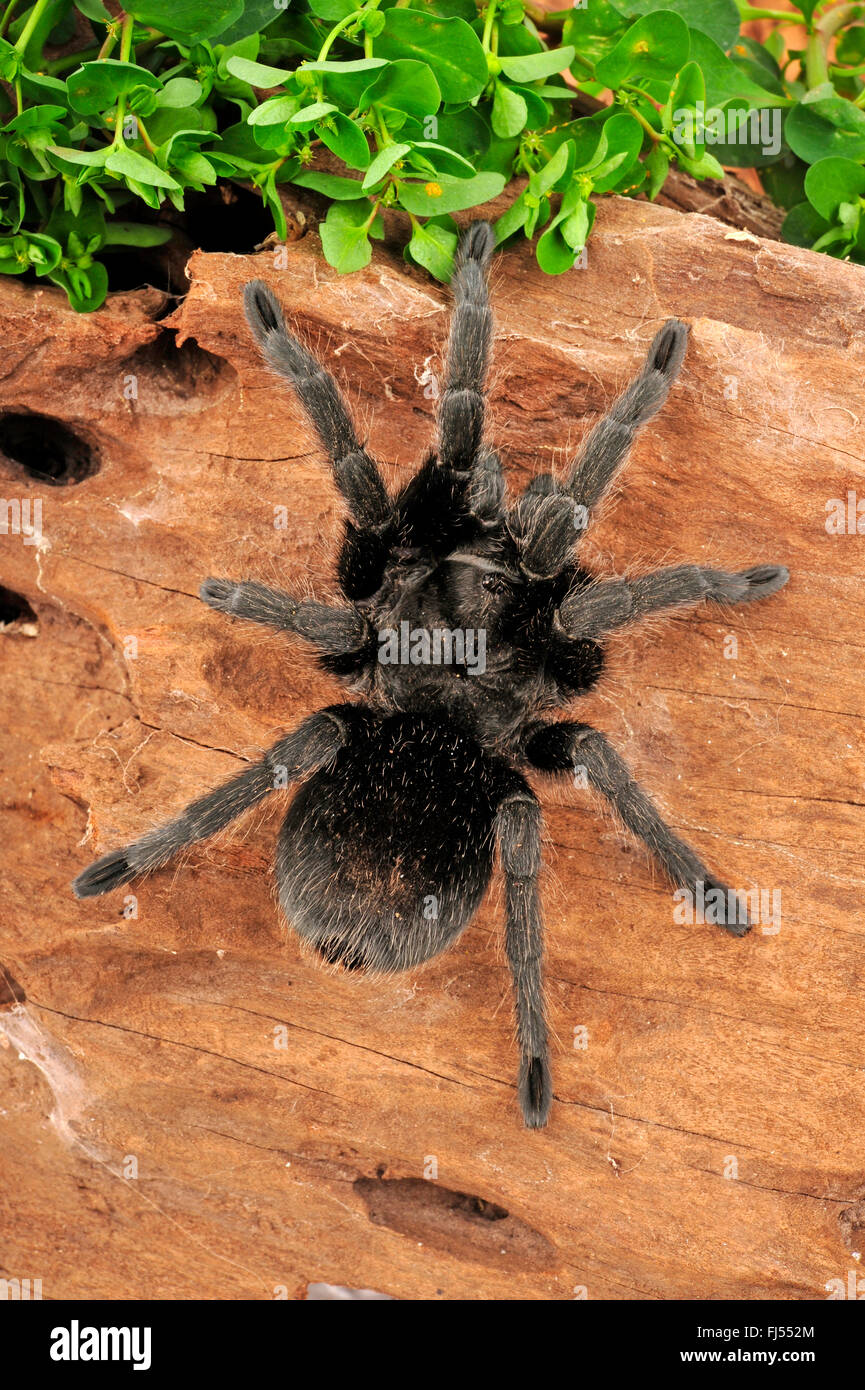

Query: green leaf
[308,0,358,17]
[105,146,181,190]
[316,111,370,170]
[804,156,865,221]
[788,0,821,22]
[411,140,475,178]
[358,60,442,121]
[493,189,529,243]
[614,0,740,51]
[362,141,411,191]
[837,24,865,67]
[376,9,487,103]
[157,77,203,109]
[664,60,705,152]
[761,154,807,211]
[67,60,161,116]
[594,12,690,89]
[497,47,576,84]
[644,140,670,198]
[676,148,725,180]
[74,0,113,19]
[591,112,643,191]
[292,170,366,199]
[47,143,109,168]
[537,194,596,273]
[290,102,338,127]
[687,30,790,110]
[55,259,109,312]
[302,58,387,74]
[406,218,457,280]
[492,81,528,140]
[781,199,832,248]
[510,84,553,132]
[213,0,286,43]
[786,90,865,165]
[225,56,293,87]
[398,171,505,216]
[562,0,628,67]
[530,141,572,197]
[2,104,67,133]
[124,0,243,40]
[433,108,490,165]
[320,198,380,273]
[103,221,173,247]
[248,94,300,126]
[24,231,63,276]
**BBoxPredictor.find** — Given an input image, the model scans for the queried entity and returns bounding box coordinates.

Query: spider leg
[437,221,495,477]
[200,578,370,656]
[564,318,689,520]
[392,224,501,553]
[524,721,751,936]
[495,786,552,1128]
[244,280,393,534]
[557,562,790,640]
[71,710,347,899]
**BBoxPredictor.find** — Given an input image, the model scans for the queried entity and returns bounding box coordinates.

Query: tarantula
[73,222,789,1128]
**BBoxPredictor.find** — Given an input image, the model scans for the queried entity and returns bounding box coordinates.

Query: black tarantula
[73,223,789,1128]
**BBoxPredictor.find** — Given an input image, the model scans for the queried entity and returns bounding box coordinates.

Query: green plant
[0,1,863,312]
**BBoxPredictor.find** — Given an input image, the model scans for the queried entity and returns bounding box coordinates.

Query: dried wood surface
[1,192,864,1300]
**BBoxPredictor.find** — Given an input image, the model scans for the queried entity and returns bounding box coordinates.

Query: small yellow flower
[424,181,443,198]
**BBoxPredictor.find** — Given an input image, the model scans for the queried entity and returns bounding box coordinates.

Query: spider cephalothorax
[73,223,789,1128]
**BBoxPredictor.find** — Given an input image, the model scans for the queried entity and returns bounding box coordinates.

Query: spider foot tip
[72,849,135,899]
[200,577,235,610]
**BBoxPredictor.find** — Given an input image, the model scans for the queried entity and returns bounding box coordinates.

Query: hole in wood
[0,413,98,486]
[0,585,38,634]
[126,333,237,403]
[354,1177,557,1271]
[180,184,276,253]
[0,964,26,1009]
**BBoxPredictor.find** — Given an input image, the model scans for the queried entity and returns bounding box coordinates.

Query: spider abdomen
[276,708,505,974]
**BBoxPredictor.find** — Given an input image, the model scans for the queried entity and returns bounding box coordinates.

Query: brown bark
[1,192,864,1300]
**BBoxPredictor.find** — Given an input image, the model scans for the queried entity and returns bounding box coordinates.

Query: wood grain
[1,194,864,1300]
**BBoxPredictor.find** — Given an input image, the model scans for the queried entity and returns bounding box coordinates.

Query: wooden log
[1,193,864,1300]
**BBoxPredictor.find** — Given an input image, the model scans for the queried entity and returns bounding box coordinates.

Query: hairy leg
[437,221,495,477]
[565,319,689,519]
[199,578,369,656]
[558,563,790,640]
[72,710,347,899]
[244,280,393,533]
[524,721,750,936]
[393,225,502,553]
[495,787,552,1127]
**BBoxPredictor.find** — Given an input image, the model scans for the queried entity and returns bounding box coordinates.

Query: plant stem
[481,1,498,51]
[736,4,804,21]
[630,105,662,142]
[98,22,120,60]
[317,7,366,62]
[13,0,52,53]
[818,3,861,41]
[0,0,20,41]
[112,13,135,146]
[135,115,157,154]
[522,2,565,31]
[804,31,829,88]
